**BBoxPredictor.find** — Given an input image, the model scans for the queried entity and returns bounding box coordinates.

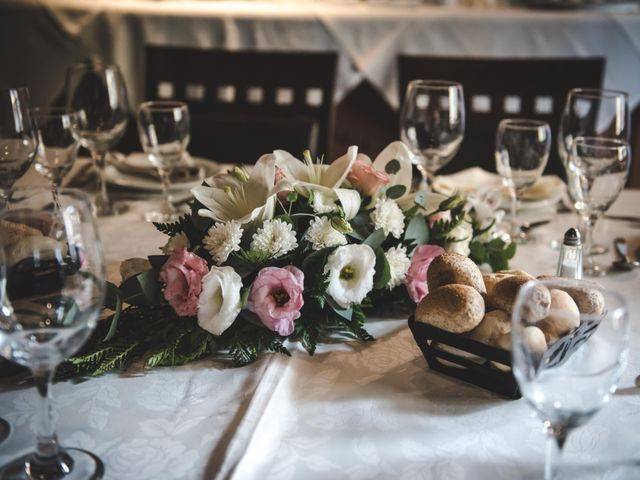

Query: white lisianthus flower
[384,245,411,290]
[160,232,189,255]
[445,220,474,256]
[197,266,242,336]
[203,221,243,265]
[250,218,298,258]
[312,190,339,215]
[304,216,348,251]
[324,244,376,308]
[370,198,405,239]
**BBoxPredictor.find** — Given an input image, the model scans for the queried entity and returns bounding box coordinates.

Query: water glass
[566,137,630,276]
[512,278,629,480]
[400,80,465,190]
[495,118,551,243]
[136,101,190,222]
[0,187,106,479]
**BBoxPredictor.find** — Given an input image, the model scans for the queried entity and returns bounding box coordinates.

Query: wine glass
[400,80,465,190]
[495,118,551,243]
[0,187,106,479]
[0,87,38,203]
[136,101,190,222]
[512,277,629,480]
[65,62,129,217]
[33,107,80,209]
[566,137,630,277]
[558,88,629,255]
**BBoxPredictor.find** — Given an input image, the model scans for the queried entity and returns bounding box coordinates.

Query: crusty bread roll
[0,218,42,247]
[467,309,510,345]
[427,252,486,294]
[4,236,66,267]
[416,284,485,333]
[489,276,550,322]
[536,275,605,316]
[483,270,535,307]
[537,289,580,343]
[120,258,152,282]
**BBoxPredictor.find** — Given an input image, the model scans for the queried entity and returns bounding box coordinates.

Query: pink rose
[247,266,305,336]
[405,244,445,303]
[347,159,390,197]
[159,247,209,317]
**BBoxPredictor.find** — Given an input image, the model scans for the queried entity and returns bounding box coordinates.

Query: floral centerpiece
[60,142,515,377]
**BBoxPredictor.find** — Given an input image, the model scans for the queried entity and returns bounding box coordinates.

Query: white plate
[507,175,566,210]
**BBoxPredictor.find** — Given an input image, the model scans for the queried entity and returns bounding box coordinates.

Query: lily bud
[330,216,353,234]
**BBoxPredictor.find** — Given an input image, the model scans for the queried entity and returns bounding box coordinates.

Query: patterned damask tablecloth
[1,191,640,479]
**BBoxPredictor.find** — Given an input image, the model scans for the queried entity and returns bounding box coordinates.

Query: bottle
[556,228,583,279]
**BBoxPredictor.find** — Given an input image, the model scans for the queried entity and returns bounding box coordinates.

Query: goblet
[495,118,551,243]
[512,278,629,480]
[136,101,190,222]
[33,107,80,209]
[558,88,629,255]
[566,137,630,276]
[0,187,106,479]
[0,87,38,203]
[400,80,465,190]
[65,62,129,216]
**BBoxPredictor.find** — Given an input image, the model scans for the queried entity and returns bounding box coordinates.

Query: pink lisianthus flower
[247,266,305,336]
[347,159,390,197]
[159,247,209,317]
[405,244,445,303]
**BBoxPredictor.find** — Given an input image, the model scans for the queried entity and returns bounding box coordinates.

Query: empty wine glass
[400,80,465,190]
[0,187,106,479]
[65,62,129,217]
[558,88,629,255]
[33,107,80,209]
[512,278,629,480]
[0,87,37,203]
[136,101,190,222]
[566,137,630,277]
[495,119,551,243]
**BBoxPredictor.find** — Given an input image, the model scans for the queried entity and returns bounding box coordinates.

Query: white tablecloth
[4,0,640,110]
[1,186,639,479]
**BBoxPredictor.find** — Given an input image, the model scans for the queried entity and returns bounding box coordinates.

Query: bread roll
[489,276,551,321]
[468,310,511,345]
[4,236,65,267]
[483,270,534,307]
[416,284,485,333]
[0,219,42,247]
[536,275,605,316]
[120,258,152,282]
[537,289,580,343]
[492,326,547,371]
[427,252,486,294]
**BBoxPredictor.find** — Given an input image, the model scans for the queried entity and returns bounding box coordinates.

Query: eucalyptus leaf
[363,229,386,250]
[386,185,406,200]
[103,282,123,342]
[373,248,391,289]
[385,159,401,175]
[326,296,353,321]
[404,214,429,246]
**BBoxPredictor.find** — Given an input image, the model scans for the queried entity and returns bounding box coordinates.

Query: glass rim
[499,118,550,130]
[568,87,628,100]
[67,62,122,73]
[407,79,463,91]
[1,186,93,208]
[32,106,79,118]
[573,136,630,150]
[138,100,189,112]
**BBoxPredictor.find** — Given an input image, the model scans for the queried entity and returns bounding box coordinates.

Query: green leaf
[286,191,299,203]
[240,286,251,308]
[414,190,428,209]
[404,214,429,246]
[504,241,517,259]
[438,194,465,212]
[120,270,163,306]
[363,229,386,250]
[103,282,123,342]
[147,255,169,270]
[385,159,401,174]
[326,296,353,321]
[373,248,391,289]
[386,185,406,200]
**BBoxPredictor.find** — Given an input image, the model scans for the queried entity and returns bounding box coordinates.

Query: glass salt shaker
[557,228,583,279]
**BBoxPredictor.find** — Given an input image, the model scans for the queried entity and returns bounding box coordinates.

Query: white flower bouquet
[62,142,515,376]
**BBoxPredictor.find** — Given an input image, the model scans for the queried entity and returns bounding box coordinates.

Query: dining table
[1,165,639,479]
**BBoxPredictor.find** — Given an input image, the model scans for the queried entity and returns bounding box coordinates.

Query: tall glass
[65,62,129,217]
[0,187,106,479]
[566,137,630,276]
[400,80,465,190]
[0,87,38,203]
[495,119,551,243]
[512,278,629,480]
[136,101,191,222]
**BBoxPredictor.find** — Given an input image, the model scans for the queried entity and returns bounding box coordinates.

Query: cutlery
[612,237,640,271]
[604,214,640,223]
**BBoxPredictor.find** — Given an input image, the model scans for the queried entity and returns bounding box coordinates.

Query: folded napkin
[109,152,204,183]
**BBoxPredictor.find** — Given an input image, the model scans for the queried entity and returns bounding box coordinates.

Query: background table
[1,181,639,479]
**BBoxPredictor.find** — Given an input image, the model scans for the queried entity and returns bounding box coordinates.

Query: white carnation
[384,245,411,290]
[250,218,298,258]
[445,220,474,257]
[324,244,376,308]
[160,232,189,255]
[312,190,338,215]
[370,198,405,239]
[203,221,243,265]
[197,266,242,336]
[304,216,348,251]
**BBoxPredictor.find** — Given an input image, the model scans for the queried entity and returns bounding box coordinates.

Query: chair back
[145,46,337,163]
[398,55,605,177]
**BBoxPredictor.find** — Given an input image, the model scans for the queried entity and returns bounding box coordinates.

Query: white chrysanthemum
[384,245,411,290]
[370,198,405,239]
[304,216,348,251]
[160,232,189,255]
[250,218,298,258]
[311,190,339,215]
[203,221,243,265]
[324,244,376,308]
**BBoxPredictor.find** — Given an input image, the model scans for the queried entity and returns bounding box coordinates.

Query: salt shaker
[557,228,583,279]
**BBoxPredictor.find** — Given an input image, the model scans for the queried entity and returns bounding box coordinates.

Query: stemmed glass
[566,137,630,276]
[33,107,80,209]
[0,187,106,479]
[0,87,38,203]
[400,80,465,190]
[65,62,129,217]
[558,88,629,255]
[512,278,629,480]
[495,119,551,243]
[136,101,191,222]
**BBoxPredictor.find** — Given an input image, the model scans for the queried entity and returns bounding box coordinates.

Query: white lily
[192,155,290,224]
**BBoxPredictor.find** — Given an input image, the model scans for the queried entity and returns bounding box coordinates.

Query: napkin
[109,152,204,183]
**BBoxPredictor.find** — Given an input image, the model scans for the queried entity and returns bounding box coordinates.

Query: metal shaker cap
[563,228,581,247]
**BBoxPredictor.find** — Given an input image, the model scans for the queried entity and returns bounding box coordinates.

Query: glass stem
[581,213,597,268]
[158,168,175,214]
[509,187,520,238]
[33,369,60,461]
[544,425,568,480]
[92,149,110,214]
[50,179,61,213]
[416,164,431,191]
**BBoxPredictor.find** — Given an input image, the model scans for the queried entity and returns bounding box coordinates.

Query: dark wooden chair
[143,46,337,164]
[397,56,605,178]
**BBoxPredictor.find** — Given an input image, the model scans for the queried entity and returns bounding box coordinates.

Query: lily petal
[323,145,358,188]
[334,188,362,220]
[372,141,413,200]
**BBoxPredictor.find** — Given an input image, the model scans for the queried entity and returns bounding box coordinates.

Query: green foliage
[372,248,391,289]
[153,214,193,237]
[385,159,401,174]
[469,237,517,272]
[386,185,406,200]
[404,214,429,248]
